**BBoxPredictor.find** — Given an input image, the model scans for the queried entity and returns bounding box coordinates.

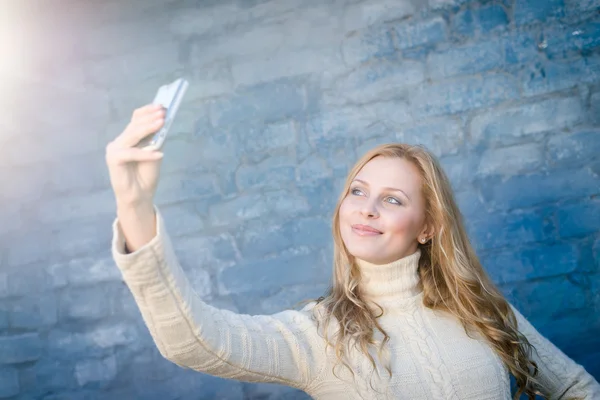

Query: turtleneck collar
[356,249,422,300]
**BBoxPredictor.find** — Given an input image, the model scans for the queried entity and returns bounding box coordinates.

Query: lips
[351,224,383,235]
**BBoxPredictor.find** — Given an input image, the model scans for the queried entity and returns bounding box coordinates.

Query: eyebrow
[352,179,411,201]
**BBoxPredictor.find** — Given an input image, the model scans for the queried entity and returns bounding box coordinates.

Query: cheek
[338,197,353,223]
[384,209,420,235]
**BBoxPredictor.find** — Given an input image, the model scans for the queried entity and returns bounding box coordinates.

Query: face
[338,156,429,265]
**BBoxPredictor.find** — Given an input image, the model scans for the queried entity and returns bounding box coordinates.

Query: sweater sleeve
[111,207,326,389]
[511,306,600,399]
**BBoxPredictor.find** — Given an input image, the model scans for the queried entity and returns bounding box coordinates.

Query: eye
[350,188,364,196]
[385,196,401,205]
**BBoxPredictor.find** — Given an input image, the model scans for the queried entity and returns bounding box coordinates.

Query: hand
[105,104,166,208]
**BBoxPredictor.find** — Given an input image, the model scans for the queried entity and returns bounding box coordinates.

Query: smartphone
[138,78,189,150]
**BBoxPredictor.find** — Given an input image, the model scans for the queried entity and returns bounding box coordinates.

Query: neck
[356,249,422,301]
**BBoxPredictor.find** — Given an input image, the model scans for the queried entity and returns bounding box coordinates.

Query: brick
[19,358,77,395]
[480,167,600,210]
[87,323,140,349]
[356,131,398,158]
[260,283,329,315]
[412,74,519,118]
[333,59,425,104]
[209,79,305,127]
[565,0,600,15]
[155,172,218,206]
[470,97,586,147]
[439,155,478,191]
[0,302,7,330]
[129,348,179,384]
[392,17,447,50]
[59,287,111,321]
[476,5,509,33]
[427,41,504,79]
[264,189,311,217]
[451,9,475,36]
[343,1,415,33]
[341,26,395,66]
[184,60,234,101]
[5,267,53,298]
[0,333,42,364]
[54,218,113,260]
[514,0,565,25]
[237,216,330,259]
[232,47,345,87]
[35,189,116,226]
[296,153,333,184]
[231,120,296,156]
[469,209,554,251]
[209,193,269,227]
[160,137,213,175]
[236,221,293,260]
[189,128,240,169]
[543,22,600,59]
[10,293,57,329]
[219,251,327,295]
[0,200,23,234]
[476,143,544,177]
[245,382,313,400]
[236,155,296,191]
[504,277,585,323]
[85,40,185,88]
[557,200,600,238]
[196,24,287,62]
[401,118,464,157]
[79,14,169,59]
[0,367,19,398]
[66,256,122,286]
[522,56,600,96]
[75,355,117,387]
[0,163,51,203]
[297,178,338,215]
[428,0,467,9]
[135,368,244,400]
[502,32,542,65]
[305,107,375,147]
[592,92,600,125]
[49,152,111,195]
[455,190,486,218]
[365,100,413,128]
[174,234,237,274]
[159,203,206,238]
[47,329,107,361]
[547,130,600,169]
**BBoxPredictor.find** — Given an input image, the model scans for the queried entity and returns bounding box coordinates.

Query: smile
[351,224,383,236]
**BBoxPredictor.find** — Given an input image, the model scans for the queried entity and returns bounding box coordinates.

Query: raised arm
[511,306,600,399]
[105,104,325,389]
[112,207,326,388]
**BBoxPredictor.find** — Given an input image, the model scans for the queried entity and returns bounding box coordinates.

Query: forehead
[354,156,422,193]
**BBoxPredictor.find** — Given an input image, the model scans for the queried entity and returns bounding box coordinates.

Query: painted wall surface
[0,0,598,398]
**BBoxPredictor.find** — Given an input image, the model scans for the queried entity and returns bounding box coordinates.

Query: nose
[359,200,379,218]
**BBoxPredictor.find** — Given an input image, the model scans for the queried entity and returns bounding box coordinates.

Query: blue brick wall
[0,0,599,398]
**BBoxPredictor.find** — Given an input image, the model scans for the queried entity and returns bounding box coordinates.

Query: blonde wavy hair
[314,143,541,399]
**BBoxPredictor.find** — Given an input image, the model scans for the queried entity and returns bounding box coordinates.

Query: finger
[115,118,165,148]
[132,103,162,120]
[108,147,164,165]
[132,105,165,124]
[132,107,166,125]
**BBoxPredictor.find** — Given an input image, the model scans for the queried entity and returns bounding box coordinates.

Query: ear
[419,222,435,240]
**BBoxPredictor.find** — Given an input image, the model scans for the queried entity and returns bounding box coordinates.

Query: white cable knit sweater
[112,208,600,399]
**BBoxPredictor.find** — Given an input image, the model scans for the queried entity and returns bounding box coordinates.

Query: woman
[106,104,600,399]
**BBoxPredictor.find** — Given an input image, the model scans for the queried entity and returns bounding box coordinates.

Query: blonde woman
[106,104,600,399]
